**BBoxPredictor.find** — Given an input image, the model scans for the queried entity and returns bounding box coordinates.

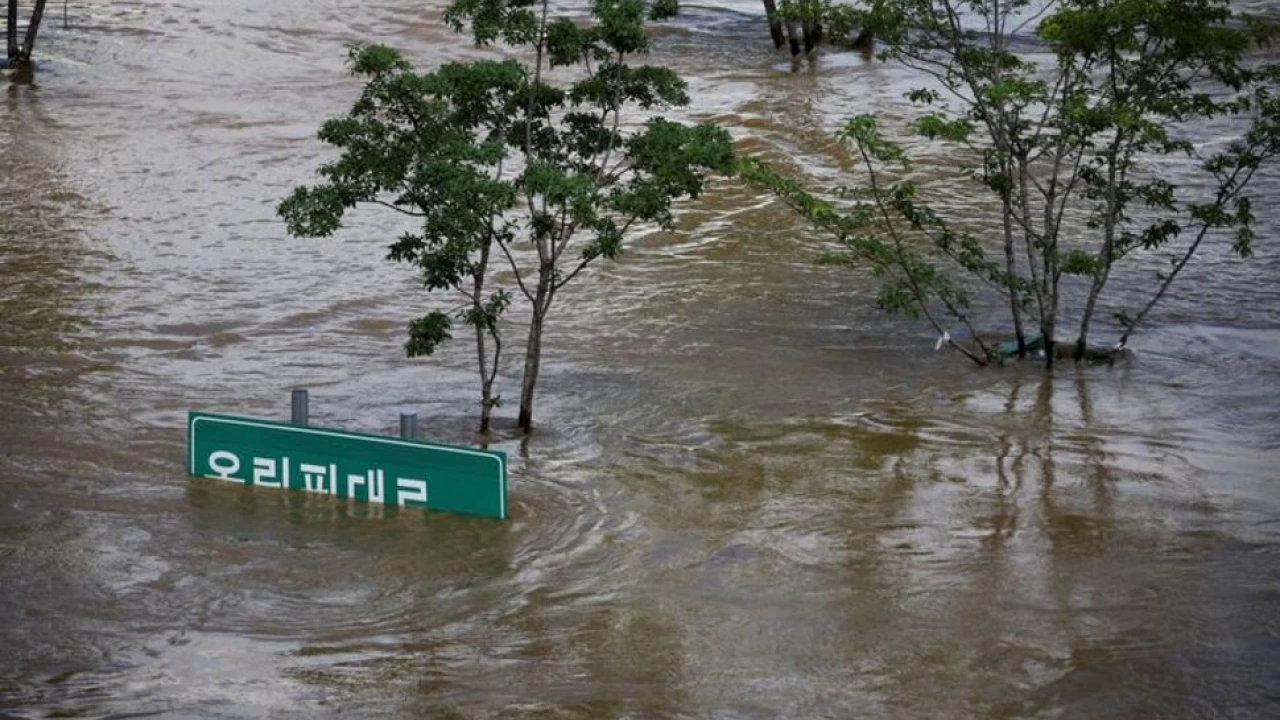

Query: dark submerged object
[761,1,874,59]
[5,0,48,67]
[995,334,1124,364]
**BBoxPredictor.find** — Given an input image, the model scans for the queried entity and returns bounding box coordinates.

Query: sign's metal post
[291,389,309,426]
[399,411,418,441]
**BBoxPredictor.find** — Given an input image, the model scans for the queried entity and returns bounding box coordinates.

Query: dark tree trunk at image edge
[7,0,18,60]
[761,0,785,49]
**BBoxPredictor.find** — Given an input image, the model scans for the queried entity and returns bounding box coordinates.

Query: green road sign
[187,412,507,519]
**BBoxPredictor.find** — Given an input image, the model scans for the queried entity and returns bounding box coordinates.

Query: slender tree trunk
[516,310,544,433]
[23,0,47,60]
[476,325,493,434]
[1078,137,1125,360]
[1043,263,1059,370]
[1001,201,1026,357]
[850,28,874,54]
[1117,222,1213,349]
[7,0,18,60]
[802,21,817,55]
[1076,267,1110,360]
[473,238,495,434]
[1041,316,1056,369]
[480,321,503,435]
[517,282,551,434]
[761,0,785,49]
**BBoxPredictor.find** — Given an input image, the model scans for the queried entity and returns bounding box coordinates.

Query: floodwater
[3,1,1280,717]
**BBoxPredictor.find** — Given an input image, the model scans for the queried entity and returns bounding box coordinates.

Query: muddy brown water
[3,1,1280,718]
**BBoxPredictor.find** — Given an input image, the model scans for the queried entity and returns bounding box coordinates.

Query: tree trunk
[1079,136,1125,361]
[1075,272,1108,361]
[1041,262,1059,370]
[761,0,785,49]
[1041,317,1056,370]
[473,239,495,435]
[7,0,17,61]
[850,28,874,55]
[802,22,817,55]
[1001,204,1026,357]
[23,0,47,60]
[479,396,492,434]
[517,309,544,433]
[1041,217,1059,369]
[476,326,493,435]
[786,21,802,57]
[518,277,551,433]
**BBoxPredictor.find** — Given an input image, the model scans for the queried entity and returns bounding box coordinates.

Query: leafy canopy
[280,0,734,429]
[744,0,1280,364]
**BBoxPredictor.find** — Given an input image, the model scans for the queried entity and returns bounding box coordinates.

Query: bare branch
[858,141,990,365]
[553,213,639,292]
[1120,154,1260,346]
[371,199,426,217]
[1010,0,1063,39]
[495,235,536,303]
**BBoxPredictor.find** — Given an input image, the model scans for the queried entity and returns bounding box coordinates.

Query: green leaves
[405,312,453,357]
[649,0,679,22]
[277,185,350,238]
[744,122,995,347]
[570,63,689,110]
[839,115,908,167]
[742,0,1280,363]
[280,43,522,377]
[444,0,540,46]
[592,0,652,55]
[1060,250,1101,277]
[546,18,588,67]
[914,113,974,143]
[348,43,413,75]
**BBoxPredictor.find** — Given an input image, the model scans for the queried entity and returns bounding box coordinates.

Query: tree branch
[371,199,426,217]
[553,213,639,292]
[495,235,536,303]
[858,142,990,365]
[1120,159,1259,346]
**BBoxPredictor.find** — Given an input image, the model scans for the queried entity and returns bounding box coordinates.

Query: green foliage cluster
[746,0,1280,365]
[281,0,733,432]
[280,0,1280,426]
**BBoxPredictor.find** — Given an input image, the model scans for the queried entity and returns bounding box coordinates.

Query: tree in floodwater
[744,0,1280,367]
[282,0,733,433]
[279,49,522,433]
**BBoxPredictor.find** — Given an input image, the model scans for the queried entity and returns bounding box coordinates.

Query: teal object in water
[995,334,1044,357]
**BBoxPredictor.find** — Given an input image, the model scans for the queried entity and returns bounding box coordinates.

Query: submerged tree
[280,49,522,433]
[745,0,1280,367]
[282,0,733,433]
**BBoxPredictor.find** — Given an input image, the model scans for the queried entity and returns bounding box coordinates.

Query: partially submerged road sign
[187,412,507,519]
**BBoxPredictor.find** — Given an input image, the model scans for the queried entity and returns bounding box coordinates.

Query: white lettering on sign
[252,456,289,489]
[396,477,428,506]
[348,469,386,503]
[300,463,338,494]
[208,451,241,480]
